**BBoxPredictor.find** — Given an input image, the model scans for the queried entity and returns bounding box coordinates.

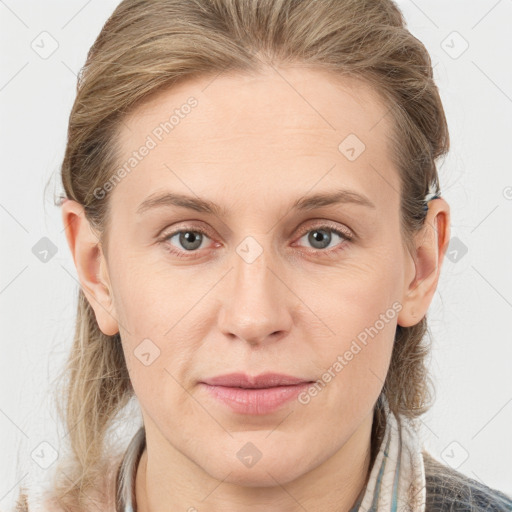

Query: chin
[213,464,305,488]
[198,447,309,488]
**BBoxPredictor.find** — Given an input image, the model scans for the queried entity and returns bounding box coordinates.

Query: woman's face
[91,67,431,487]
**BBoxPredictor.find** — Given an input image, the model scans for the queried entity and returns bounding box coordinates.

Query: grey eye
[169,230,206,251]
[299,228,346,250]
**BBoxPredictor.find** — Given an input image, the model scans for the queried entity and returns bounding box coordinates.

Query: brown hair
[16,0,449,509]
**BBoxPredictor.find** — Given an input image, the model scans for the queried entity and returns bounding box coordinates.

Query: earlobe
[61,199,120,336]
[397,198,451,328]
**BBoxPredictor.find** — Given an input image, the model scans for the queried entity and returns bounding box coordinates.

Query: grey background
[1,0,511,509]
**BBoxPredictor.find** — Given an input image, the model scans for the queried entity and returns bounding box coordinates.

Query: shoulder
[11,454,124,512]
[423,450,512,511]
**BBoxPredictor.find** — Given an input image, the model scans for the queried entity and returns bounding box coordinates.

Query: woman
[15,0,512,510]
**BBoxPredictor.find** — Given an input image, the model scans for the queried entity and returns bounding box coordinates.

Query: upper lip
[201,372,312,389]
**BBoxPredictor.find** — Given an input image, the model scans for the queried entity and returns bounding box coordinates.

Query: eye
[294,224,353,253]
[160,227,214,258]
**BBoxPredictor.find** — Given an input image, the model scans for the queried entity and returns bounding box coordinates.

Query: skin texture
[62,65,450,512]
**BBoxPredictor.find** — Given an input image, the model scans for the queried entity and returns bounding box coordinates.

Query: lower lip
[199,382,311,415]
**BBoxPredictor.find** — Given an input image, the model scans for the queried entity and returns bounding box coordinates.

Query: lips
[200,372,311,389]
[199,372,314,415]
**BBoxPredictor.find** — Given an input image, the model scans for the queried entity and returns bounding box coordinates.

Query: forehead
[120,65,392,145]
[111,66,399,215]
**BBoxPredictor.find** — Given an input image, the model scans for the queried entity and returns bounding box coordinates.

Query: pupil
[310,229,330,249]
[181,231,202,250]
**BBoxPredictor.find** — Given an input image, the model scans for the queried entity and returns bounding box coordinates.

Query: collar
[350,398,426,511]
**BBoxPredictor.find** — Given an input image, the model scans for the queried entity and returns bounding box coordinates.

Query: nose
[217,243,294,346]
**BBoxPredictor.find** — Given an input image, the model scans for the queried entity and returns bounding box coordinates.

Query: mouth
[199,372,314,415]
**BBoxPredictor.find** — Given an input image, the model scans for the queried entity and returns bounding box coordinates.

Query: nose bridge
[218,235,291,344]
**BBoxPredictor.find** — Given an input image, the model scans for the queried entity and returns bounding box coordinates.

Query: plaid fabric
[348,397,426,512]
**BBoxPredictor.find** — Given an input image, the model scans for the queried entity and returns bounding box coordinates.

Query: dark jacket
[423,451,512,511]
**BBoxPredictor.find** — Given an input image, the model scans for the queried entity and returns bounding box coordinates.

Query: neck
[135,409,376,512]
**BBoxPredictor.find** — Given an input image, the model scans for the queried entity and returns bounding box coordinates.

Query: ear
[61,199,120,336]
[397,198,451,327]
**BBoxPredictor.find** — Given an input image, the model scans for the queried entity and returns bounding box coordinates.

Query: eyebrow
[136,188,376,216]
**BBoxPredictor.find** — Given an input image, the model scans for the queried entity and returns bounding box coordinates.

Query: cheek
[298,316,396,447]
[312,312,396,399]
[314,256,402,345]
[109,262,201,405]
[109,252,189,337]
[300,260,401,412]
[121,333,200,431]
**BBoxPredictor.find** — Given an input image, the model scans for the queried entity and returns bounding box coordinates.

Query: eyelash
[158,223,354,260]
